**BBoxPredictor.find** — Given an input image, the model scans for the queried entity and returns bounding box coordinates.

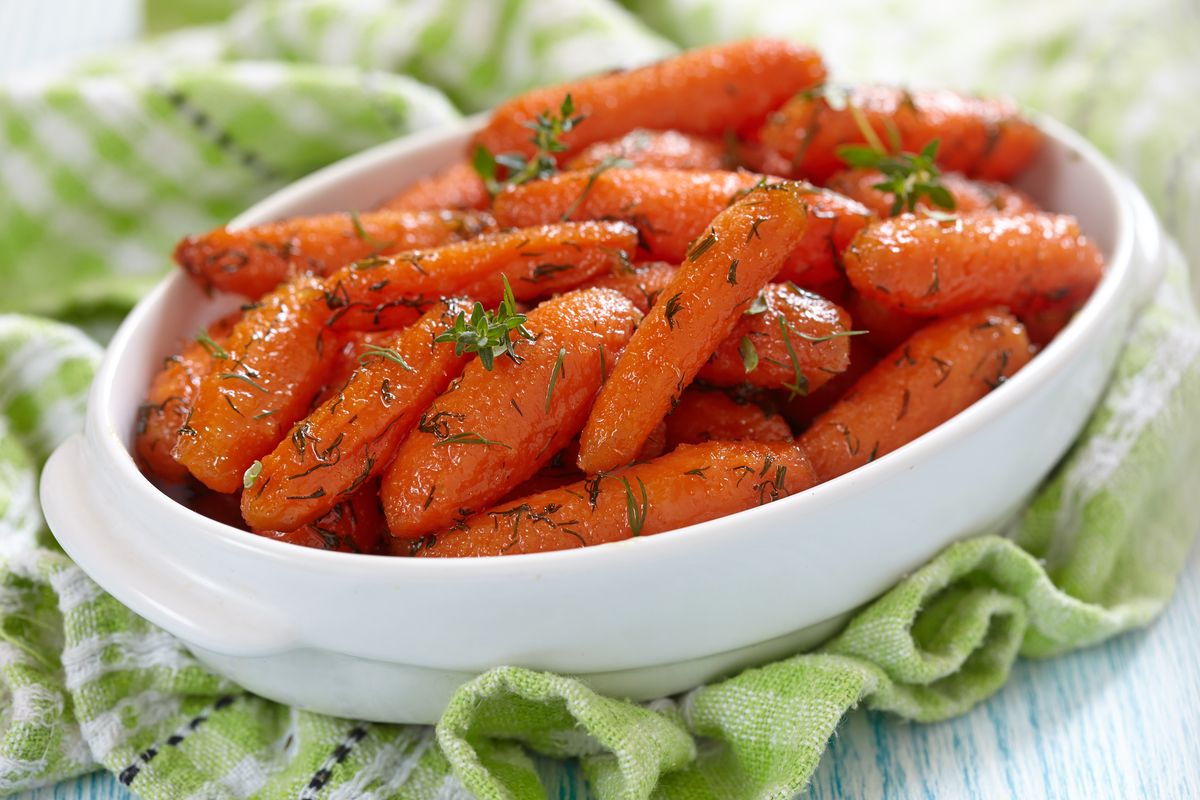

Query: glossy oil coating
[799,307,1031,481]
[413,440,818,557]
[665,388,793,449]
[760,86,1043,183]
[472,38,826,160]
[844,212,1105,316]
[382,288,640,540]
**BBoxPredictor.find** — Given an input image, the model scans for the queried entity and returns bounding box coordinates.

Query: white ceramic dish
[42,116,1164,724]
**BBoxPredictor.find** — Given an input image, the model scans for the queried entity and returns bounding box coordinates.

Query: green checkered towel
[1,1,1198,798]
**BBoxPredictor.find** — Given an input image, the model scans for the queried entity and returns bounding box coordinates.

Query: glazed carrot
[843,290,925,355]
[174,209,493,299]
[665,388,793,449]
[759,86,1043,183]
[798,307,1031,481]
[382,288,640,540]
[565,129,730,171]
[310,330,399,408]
[697,282,852,393]
[826,169,1038,218]
[174,276,340,493]
[323,222,638,330]
[493,169,870,279]
[843,213,1105,316]
[411,441,818,557]
[783,337,879,429]
[380,161,490,212]
[473,39,826,160]
[585,261,677,313]
[241,300,472,532]
[578,183,811,473]
[135,313,238,482]
[254,482,386,553]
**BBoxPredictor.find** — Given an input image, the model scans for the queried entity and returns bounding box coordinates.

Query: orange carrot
[665,388,793,449]
[565,129,729,171]
[174,276,340,493]
[578,183,811,473]
[798,307,1031,481]
[411,440,818,557]
[241,300,472,532]
[783,336,879,429]
[493,169,870,280]
[584,261,678,313]
[254,482,386,553]
[697,282,852,393]
[473,39,826,160]
[382,288,640,540]
[843,290,926,354]
[174,210,493,299]
[380,161,490,212]
[323,222,638,330]
[759,86,1043,183]
[843,212,1105,316]
[135,313,239,482]
[826,169,1038,218]
[310,330,400,408]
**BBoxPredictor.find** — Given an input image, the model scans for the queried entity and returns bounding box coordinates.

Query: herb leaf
[621,475,649,535]
[472,94,585,196]
[777,316,810,399]
[243,460,263,489]
[561,155,631,221]
[739,336,759,373]
[545,347,567,413]
[434,275,534,370]
[434,432,511,449]
[836,139,957,216]
[196,329,229,360]
[359,344,415,371]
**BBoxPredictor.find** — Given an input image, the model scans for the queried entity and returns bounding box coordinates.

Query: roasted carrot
[174,276,340,493]
[382,288,640,540]
[565,129,730,171]
[843,290,925,355]
[826,169,1038,218]
[380,161,490,212]
[135,313,239,483]
[798,307,1031,481]
[578,183,811,473]
[174,209,493,299]
[665,388,793,449]
[411,441,818,557]
[493,169,870,279]
[322,222,638,330]
[241,300,472,532]
[843,213,1105,316]
[759,86,1043,183]
[697,282,852,393]
[585,261,678,313]
[783,336,879,429]
[254,482,386,554]
[473,39,826,161]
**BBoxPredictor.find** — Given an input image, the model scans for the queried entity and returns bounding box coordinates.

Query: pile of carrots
[137,39,1104,557]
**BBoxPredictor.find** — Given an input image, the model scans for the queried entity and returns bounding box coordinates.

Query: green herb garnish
[739,336,759,373]
[434,275,534,370]
[196,329,228,360]
[545,348,567,412]
[434,432,512,448]
[359,344,415,371]
[473,94,584,196]
[561,155,631,221]
[347,209,394,254]
[243,460,263,489]
[836,139,956,216]
[777,317,810,399]
[621,475,649,535]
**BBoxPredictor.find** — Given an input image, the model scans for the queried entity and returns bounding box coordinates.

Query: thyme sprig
[434,275,534,370]
[473,94,584,196]
[621,475,649,536]
[837,139,956,216]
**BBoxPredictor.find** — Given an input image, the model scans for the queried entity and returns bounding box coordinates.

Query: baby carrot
[310,331,400,408]
[473,39,826,160]
[843,212,1105,316]
[380,161,490,212]
[323,221,638,330]
[411,441,818,557]
[135,313,238,482]
[565,129,729,172]
[382,288,640,540]
[664,388,793,449]
[759,86,1043,183]
[253,482,386,554]
[826,169,1038,218]
[584,261,678,313]
[798,307,1031,481]
[174,276,341,493]
[174,209,492,299]
[577,182,811,473]
[697,282,853,393]
[842,290,926,355]
[241,300,472,532]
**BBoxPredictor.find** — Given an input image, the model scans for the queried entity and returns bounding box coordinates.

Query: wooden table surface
[17,539,1199,800]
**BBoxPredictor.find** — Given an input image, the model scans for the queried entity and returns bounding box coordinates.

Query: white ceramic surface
[41,116,1164,724]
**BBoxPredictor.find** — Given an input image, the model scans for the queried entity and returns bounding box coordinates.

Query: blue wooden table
[17,539,1200,799]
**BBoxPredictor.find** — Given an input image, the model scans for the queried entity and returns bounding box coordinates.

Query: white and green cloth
[1,1,1198,798]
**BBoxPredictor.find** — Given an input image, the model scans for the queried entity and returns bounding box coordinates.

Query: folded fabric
[0,0,1197,797]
